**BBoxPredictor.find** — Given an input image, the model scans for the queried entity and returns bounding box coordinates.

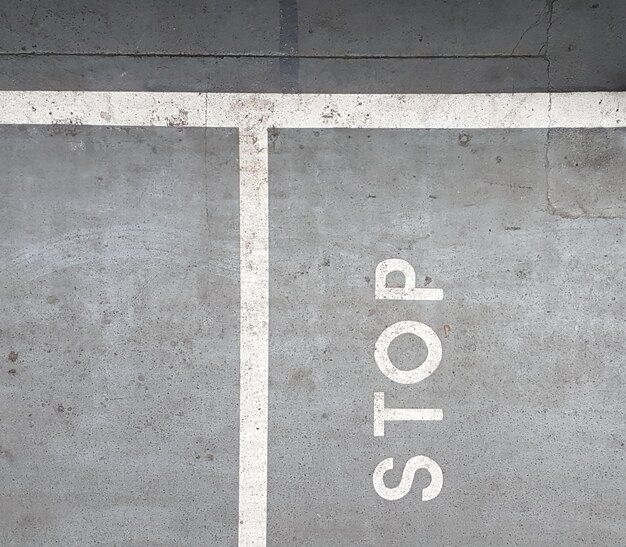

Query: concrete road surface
[1,2,625,546]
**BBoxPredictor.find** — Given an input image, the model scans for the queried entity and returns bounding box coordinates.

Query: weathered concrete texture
[0,0,278,55]
[0,1,624,92]
[0,126,240,545]
[0,0,546,56]
[549,0,626,91]
[548,129,626,218]
[297,0,548,56]
[0,55,214,92]
[0,55,548,94]
[0,56,279,93]
[267,128,626,546]
[295,57,548,93]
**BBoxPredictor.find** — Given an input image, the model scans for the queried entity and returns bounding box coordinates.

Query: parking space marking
[0,91,624,546]
[239,127,270,546]
[1,91,624,129]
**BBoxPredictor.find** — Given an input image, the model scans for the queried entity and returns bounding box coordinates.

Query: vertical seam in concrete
[545,0,555,214]
[279,0,300,92]
[545,0,556,92]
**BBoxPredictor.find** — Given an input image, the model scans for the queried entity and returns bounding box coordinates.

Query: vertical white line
[238,126,269,547]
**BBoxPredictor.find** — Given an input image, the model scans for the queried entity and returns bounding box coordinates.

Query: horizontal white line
[0,92,623,129]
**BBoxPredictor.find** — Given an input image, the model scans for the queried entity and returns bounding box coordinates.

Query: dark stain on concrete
[458,133,472,147]
[279,0,300,92]
[289,368,316,391]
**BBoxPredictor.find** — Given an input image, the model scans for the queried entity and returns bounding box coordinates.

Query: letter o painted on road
[375,320,442,384]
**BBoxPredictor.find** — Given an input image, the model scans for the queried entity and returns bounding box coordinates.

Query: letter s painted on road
[373,455,443,501]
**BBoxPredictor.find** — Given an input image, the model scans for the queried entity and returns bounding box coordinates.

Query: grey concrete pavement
[0,1,625,546]
[267,128,626,546]
[0,1,623,91]
[0,0,547,55]
[0,126,240,545]
[0,55,548,94]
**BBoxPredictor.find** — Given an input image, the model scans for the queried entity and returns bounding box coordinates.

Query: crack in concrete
[540,1,621,220]
[539,0,624,221]
[545,0,557,218]
[0,51,544,60]
[511,2,551,56]
[545,0,556,92]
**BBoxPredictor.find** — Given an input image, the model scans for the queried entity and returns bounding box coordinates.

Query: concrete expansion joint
[0,51,546,60]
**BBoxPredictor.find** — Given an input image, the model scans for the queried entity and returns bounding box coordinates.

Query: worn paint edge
[0,92,623,128]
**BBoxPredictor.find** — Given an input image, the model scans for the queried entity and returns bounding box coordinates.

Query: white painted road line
[373,392,443,437]
[0,92,624,128]
[238,128,270,547]
[0,91,624,546]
